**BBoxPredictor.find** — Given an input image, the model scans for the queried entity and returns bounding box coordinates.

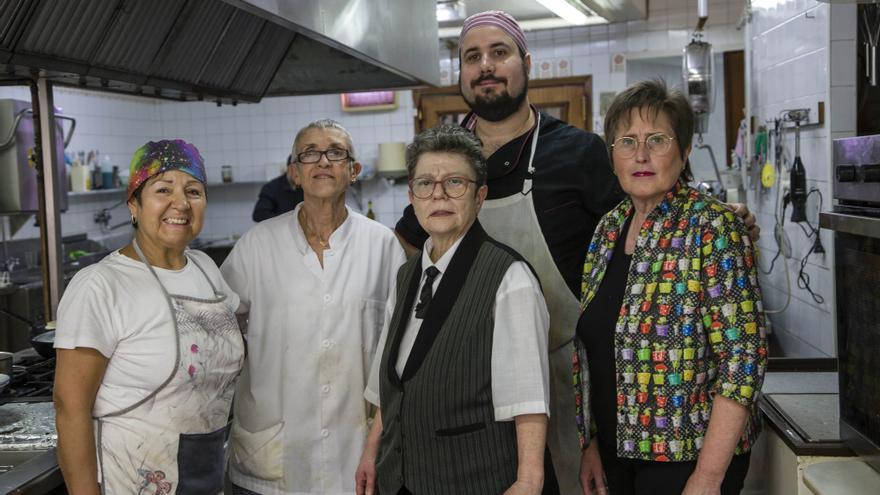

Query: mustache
[471,75,507,88]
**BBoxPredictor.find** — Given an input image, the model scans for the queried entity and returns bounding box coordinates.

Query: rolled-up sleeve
[491,261,550,421]
[700,209,768,407]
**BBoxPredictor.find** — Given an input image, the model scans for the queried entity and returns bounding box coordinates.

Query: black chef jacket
[252,174,304,222]
[396,112,624,297]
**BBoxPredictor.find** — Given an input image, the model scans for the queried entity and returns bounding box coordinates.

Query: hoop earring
[131,215,137,225]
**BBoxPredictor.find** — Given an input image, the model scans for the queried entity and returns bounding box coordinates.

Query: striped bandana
[459,10,528,55]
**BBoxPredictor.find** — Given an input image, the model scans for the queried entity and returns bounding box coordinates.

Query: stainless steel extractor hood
[0,0,440,103]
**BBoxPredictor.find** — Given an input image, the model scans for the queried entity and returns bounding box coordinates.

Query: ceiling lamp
[535,0,593,25]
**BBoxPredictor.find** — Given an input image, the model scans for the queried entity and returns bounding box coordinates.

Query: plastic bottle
[71,158,88,192]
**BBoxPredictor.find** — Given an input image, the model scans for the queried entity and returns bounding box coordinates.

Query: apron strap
[521,112,542,196]
[99,239,183,418]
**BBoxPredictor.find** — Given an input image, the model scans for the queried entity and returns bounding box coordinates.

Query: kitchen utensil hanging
[861,3,880,86]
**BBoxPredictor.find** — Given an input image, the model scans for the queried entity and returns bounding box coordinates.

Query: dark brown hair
[603,78,694,181]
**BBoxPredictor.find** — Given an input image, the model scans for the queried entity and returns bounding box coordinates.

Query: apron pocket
[176,425,227,495]
[230,421,284,481]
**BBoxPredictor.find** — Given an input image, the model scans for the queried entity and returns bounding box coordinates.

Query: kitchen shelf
[66,180,265,198]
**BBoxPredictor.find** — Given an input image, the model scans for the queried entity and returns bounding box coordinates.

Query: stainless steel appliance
[820,134,880,473]
[0,99,67,213]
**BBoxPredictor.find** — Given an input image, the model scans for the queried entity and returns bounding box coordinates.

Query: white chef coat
[365,235,550,421]
[221,205,405,495]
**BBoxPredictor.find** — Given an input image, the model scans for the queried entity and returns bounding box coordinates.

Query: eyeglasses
[611,133,676,158]
[296,148,351,164]
[409,176,476,199]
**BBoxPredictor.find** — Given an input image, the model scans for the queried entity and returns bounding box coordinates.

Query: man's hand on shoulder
[725,203,760,241]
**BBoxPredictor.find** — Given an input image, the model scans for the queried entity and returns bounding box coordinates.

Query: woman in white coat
[222,119,406,494]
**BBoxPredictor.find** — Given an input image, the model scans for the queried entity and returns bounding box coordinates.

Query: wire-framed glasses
[409,176,476,199]
[611,133,676,158]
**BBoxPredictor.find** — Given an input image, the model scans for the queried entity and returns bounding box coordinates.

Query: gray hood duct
[0,0,439,103]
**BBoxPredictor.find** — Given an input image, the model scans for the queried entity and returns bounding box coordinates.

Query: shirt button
[322,384,330,393]
[322,339,332,348]
[321,429,329,437]
[323,294,331,302]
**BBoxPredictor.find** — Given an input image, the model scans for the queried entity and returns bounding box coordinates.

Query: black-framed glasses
[296,148,351,164]
[611,133,676,158]
[409,176,476,199]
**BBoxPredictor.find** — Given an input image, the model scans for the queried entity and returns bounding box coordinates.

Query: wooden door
[723,50,744,167]
[412,76,592,133]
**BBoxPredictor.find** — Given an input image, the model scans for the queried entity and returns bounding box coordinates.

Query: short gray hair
[292,118,356,160]
[406,125,487,186]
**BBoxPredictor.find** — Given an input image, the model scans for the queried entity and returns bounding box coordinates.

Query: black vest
[376,222,527,495]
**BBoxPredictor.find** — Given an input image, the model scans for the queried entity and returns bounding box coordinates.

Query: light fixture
[534,0,592,25]
[436,0,467,23]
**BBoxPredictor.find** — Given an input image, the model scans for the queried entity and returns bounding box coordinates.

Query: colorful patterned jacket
[572,181,768,461]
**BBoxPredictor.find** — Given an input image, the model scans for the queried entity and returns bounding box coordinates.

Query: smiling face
[291,127,361,201]
[459,25,530,122]
[612,108,690,210]
[410,151,487,244]
[128,170,206,255]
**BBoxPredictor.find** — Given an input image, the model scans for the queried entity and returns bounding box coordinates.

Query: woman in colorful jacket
[573,79,768,495]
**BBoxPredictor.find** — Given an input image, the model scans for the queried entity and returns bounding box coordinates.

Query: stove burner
[2,357,55,400]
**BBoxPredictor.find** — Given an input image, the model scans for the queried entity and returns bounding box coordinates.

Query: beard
[462,68,529,122]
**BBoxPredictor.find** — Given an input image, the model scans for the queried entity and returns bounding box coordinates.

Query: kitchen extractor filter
[682,39,713,135]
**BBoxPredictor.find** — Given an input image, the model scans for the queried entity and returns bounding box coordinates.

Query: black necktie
[414,266,440,319]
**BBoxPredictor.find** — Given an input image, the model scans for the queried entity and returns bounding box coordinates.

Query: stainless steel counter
[0,401,63,494]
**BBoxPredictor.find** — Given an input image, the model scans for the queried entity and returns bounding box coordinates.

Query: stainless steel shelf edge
[0,448,62,495]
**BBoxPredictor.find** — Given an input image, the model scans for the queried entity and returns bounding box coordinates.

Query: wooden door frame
[411,75,593,133]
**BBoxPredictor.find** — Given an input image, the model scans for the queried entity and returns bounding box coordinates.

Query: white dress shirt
[222,205,406,495]
[365,235,550,421]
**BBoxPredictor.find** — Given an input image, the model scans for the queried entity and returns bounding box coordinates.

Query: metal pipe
[31,77,64,320]
[695,0,708,32]
[695,141,724,190]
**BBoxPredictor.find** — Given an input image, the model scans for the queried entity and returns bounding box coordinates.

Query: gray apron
[95,241,244,495]
[477,112,583,494]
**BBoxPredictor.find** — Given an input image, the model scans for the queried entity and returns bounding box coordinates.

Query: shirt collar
[420,234,466,276]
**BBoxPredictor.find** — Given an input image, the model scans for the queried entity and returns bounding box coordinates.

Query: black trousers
[599,443,751,495]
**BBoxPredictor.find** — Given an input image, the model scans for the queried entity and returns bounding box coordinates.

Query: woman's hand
[579,440,608,495]
[682,468,723,495]
[355,409,383,495]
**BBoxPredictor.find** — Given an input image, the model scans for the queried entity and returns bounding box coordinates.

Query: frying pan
[0,308,55,359]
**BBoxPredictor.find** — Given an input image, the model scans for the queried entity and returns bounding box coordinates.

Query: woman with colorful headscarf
[54,139,244,495]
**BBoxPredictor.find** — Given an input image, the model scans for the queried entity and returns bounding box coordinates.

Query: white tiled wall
[156,93,416,237]
[746,0,857,357]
